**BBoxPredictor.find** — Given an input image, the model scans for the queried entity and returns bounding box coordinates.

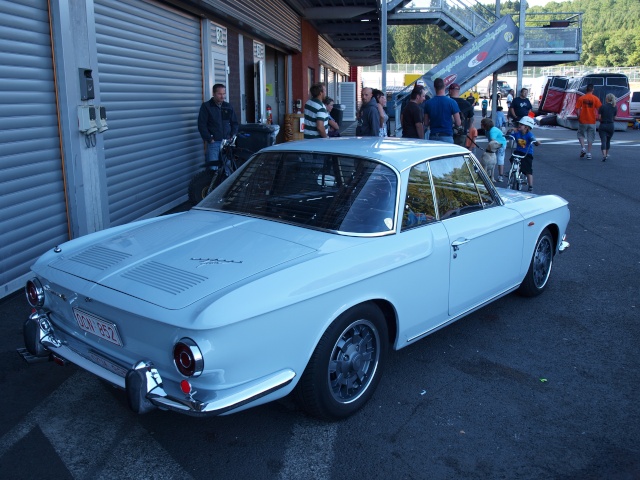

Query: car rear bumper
[23,311,295,417]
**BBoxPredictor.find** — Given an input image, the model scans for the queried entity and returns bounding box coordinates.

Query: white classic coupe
[23,137,569,420]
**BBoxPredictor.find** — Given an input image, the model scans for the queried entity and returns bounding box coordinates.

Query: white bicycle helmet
[518,116,535,128]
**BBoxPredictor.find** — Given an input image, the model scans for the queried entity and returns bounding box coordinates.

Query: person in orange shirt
[575,84,602,159]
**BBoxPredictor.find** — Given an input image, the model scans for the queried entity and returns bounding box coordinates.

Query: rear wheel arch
[294,300,395,420]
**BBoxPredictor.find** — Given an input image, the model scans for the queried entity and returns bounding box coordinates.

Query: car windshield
[198,151,398,235]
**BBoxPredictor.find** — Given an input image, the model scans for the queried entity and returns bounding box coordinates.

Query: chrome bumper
[24,312,295,417]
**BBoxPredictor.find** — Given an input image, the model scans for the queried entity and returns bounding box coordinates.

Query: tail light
[25,278,45,308]
[173,338,203,377]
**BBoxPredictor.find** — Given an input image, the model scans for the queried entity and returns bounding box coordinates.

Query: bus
[538,73,631,131]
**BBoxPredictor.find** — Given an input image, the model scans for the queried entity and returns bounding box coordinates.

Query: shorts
[516,153,533,175]
[496,146,505,166]
[577,123,596,143]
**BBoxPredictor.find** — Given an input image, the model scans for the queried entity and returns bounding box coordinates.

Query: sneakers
[602,156,608,162]
[580,148,586,157]
[527,186,533,192]
[586,153,592,159]
[498,175,504,182]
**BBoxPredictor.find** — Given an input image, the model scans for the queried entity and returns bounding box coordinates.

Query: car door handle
[451,238,470,251]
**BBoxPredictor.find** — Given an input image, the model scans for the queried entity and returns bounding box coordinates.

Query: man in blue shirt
[198,84,239,165]
[424,78,461,143]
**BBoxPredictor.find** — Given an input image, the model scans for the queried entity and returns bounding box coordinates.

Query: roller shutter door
[0,0,69,296]
[94,0,203,226]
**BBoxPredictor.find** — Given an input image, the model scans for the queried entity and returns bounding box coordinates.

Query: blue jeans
[205,140,221,166]
[430,133,454,143]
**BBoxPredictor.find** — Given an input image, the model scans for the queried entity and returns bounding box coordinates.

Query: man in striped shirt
[303,83,329,139]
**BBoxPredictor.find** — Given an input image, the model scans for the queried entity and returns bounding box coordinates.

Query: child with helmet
[508,116,540,192]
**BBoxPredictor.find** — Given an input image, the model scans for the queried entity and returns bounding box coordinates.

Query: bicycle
[505,134,530,191]
[188,135,243,205]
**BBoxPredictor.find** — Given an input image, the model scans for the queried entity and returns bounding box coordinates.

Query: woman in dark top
[598,93,617,162]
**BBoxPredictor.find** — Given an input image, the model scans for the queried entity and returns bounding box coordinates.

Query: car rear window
[199,151,398,235]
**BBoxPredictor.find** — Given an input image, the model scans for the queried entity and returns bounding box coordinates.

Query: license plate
[73,308,123,347]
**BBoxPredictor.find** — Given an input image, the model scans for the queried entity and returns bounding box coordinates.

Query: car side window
[465,156,496,207]
[402,162,437,230]
[430,156,483,219]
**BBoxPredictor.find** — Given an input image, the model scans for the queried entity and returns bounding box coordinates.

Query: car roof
[262,137,470,171]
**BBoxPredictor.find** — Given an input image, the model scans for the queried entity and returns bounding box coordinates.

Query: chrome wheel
[519,228,554,297]
[532,232,553,289]
[295,304,388,419]
[328,319,380,404]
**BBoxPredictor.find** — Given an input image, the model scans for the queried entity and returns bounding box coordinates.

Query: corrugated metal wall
[0,0,69,295]
[212,0,300,53]
[94,0,203,226]
[319,36,349,76]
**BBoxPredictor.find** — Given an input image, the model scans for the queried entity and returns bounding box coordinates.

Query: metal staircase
[387,0,583,131]
[388,0,497,43]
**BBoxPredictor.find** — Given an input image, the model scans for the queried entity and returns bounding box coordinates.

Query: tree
[528,0,640,66]
[391,25,460,64]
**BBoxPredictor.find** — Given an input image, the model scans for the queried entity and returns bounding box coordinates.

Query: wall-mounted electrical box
[78,105,97,134]
[95,106,108,133]
[79,68,95,101]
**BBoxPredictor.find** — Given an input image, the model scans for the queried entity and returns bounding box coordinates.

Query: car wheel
[518,228,554,297]
[295,303,388,420]
[188,170,218,205]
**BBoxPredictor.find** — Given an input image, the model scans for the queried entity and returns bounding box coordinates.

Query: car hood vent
[48,211,317,309]
[121,261,208,295]
[69,245,131,270]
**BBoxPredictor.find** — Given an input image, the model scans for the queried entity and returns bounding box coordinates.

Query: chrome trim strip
[407,284,520,343]
[147,369,296,416]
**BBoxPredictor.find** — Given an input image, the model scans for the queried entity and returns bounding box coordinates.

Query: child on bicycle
[508,116,540,192]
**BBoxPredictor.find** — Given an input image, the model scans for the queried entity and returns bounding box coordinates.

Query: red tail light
[173,338,203,377]
[25,278,45,308]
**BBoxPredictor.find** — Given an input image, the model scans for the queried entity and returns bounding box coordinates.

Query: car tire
[188,170,218,205]
[518,228,554,297]
[295,303,388,420]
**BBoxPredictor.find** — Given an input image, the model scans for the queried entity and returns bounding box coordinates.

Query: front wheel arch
[518,227,555,297]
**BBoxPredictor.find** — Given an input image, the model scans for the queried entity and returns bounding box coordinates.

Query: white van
[630,92,640,117]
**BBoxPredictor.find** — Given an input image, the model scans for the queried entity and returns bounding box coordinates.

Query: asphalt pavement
[1,123,639,480]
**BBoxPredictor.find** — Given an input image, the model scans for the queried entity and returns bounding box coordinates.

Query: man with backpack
[198,84,239,164]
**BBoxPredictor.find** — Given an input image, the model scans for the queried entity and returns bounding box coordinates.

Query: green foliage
[527,0,640,66]
[390,24,461,64]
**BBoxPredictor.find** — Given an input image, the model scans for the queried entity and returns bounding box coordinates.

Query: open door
[539,76,569,114]
[254,60,265,123]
